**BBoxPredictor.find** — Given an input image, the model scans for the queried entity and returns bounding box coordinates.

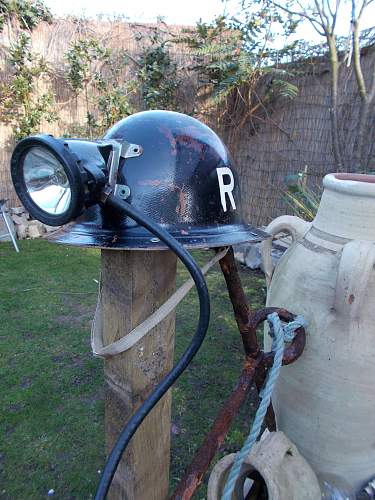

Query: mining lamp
[9,111,270,499]
[10,134,141,227]
[11,111,267,248]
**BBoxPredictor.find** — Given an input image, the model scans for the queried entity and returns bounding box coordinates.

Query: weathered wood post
[101,249,177,499]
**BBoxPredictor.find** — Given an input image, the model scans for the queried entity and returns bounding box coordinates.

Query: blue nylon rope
[221,312,307,500]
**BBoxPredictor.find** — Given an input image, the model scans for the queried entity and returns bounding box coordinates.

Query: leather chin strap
[91,247,229,358]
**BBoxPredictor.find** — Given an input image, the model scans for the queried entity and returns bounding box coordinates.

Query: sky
[43,0,227,25]
[43,0,375,44]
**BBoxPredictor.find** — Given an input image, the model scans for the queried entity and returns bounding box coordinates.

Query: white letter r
[216,167,236,212]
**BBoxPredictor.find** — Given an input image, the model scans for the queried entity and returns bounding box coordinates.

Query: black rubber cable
[94,193,211,500]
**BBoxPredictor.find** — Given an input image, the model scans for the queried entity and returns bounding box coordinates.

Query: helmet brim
[47,221,269,250]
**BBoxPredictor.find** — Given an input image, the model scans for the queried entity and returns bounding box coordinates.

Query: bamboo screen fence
[1,18,374,226]
[231,47,375,225]
[0,19,198,206]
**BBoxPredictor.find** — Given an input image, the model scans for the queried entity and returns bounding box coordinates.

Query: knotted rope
[222,312,307,500]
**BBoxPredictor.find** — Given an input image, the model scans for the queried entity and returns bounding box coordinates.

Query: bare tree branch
[327,0,340,18]
[327,0,335,19]
[358,0,370,18]
[319,0,331,29]
[327,33,344,169]
[313,0,330,34]
[272,1,326,36]
[331,0,341,32]
[272,0,374,170]
[350,0,375,169]
[351,0,367,99]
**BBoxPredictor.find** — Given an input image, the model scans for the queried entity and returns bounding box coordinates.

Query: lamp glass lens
[23,146,71,215]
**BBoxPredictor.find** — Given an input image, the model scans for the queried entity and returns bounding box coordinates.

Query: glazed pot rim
[324,173,375,197]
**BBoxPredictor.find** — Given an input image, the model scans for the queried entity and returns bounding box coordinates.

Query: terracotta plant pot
[207,431,321,499]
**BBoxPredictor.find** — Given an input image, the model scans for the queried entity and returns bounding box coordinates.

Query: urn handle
[261,215,311,287]
[334,240,375,318]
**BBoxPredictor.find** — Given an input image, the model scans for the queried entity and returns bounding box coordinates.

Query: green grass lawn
[0,239,265,499]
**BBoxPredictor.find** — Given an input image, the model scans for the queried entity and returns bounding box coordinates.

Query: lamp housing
[11,135,108,226]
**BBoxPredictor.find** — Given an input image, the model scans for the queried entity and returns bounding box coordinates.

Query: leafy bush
[65,38,136,137]
[0,0,56,139]
[176,4,300,128]
[0,0,52,32]
[136,33,178,110]
[0,33,56,140]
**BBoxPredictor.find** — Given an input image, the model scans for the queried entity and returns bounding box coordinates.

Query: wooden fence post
[101,249,177,499]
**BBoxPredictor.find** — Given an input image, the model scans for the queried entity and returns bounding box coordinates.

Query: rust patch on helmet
[176,190,187,216]
[177,134,203,154]
[159,125,177,155]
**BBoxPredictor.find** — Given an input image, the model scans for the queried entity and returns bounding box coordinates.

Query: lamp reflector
[23,146,71,215]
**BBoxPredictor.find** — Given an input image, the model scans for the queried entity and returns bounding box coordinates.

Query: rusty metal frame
[170,247,306,500]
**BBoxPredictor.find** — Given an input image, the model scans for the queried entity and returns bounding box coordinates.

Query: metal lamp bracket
[103,139,143,200]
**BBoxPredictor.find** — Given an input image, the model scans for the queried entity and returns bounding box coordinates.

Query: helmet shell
[51,110,267,249]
